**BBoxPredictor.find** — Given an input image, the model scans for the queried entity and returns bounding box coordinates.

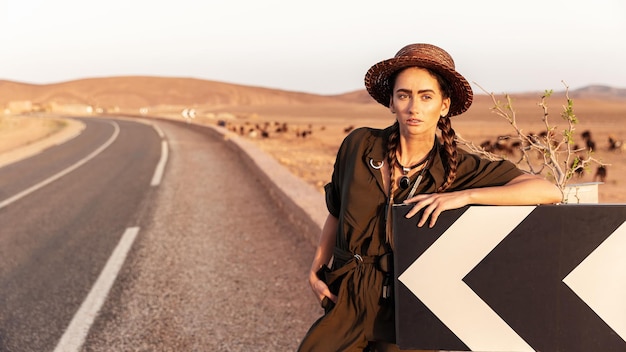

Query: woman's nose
[407,96,417,113]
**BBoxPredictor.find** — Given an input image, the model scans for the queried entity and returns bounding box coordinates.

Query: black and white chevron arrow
[392,204,626,352]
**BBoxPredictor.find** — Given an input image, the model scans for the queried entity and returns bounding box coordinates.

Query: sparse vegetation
[457,81,607,201]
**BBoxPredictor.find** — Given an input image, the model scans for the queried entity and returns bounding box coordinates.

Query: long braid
[385,121,400,246]
[386,121,400,186]
[437,116,458,192]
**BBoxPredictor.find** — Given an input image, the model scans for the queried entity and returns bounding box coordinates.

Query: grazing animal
[480,140,494,153]
[510,140,522,152]
[570,158,585,178]
[478,135,517,156]
[581,130,596,151]
[493,135,514,155]
[593,165,607,183]
[608,135,625,152]
[275,122,288,133]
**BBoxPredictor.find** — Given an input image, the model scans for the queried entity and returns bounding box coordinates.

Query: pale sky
[1,0,625,95]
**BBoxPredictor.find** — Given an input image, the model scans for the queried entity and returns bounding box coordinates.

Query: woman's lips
[406,118,423,125]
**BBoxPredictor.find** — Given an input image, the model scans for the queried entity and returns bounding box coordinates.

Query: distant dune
[0,77,350,110]
[570,85,626,100]
[1,76,624,112]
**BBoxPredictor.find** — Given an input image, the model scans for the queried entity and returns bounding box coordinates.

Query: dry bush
[456,82,607,200]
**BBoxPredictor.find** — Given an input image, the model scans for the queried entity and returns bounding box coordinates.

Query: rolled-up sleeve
[324,128,370,217]
[454,152,524,188]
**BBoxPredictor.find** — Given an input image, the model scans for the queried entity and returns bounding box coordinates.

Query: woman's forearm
[467,173,562,205]
[309,213,338,279]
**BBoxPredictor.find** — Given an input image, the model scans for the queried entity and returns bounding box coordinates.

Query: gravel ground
[83,120,322,351]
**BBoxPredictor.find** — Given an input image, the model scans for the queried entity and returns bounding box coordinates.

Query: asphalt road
[0,117,320,352]
[0,117,162,351]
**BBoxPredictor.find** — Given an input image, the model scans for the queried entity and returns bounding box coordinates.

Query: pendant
[369,158,384,170]
[399,175,410,189]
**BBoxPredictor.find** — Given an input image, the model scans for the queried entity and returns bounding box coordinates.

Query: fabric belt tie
[325,247,392,287]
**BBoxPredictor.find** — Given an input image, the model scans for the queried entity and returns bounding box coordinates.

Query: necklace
[406,159,430,199]
[397,156,429,175]
[398,159,429,191]
[397,143,437,191]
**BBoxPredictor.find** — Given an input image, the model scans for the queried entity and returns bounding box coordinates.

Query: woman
[298,43,562,352]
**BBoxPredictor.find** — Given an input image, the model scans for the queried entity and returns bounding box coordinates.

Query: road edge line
[0,121,120,210]
[53,226,140,352]
[150,140,168,186]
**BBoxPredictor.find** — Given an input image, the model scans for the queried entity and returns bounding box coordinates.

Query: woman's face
[389,67,450,137]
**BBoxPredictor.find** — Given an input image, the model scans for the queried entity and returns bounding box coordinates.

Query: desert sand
[0,115,66,154]
[0,115,86,167]
[1,77,625,203]
[201,96,626,204]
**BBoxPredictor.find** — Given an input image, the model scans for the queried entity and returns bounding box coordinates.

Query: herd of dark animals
[219,120,332,139]
[479,129,624,183]
[218,120,355,138]
[218,120,621,184]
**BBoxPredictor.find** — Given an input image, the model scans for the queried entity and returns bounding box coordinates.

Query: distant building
[48,102,92,114]
[7,100,33,114]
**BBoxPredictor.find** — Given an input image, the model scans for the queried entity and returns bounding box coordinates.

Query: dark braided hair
[386,67,458,193]
[384,121,401,246]
[386,121,401,191]
[436,115,458,192]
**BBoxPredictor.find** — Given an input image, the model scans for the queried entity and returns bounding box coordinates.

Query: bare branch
[471,81,606,198]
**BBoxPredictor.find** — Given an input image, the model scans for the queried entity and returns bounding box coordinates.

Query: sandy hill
[570,85,626,100]
[337,85,626,103]
[0,76,347,109]
[1,77,625,112]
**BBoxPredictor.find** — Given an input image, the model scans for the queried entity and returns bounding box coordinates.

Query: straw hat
[364,43,473,117]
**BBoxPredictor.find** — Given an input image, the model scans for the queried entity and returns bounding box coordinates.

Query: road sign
[392,204,626,351]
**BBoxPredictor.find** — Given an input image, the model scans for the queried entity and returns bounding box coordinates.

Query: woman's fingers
[416,202,440,228]
[404,195,428,218]
[404,192,467,228]
[312,278,338,303]
[425,206,443,228]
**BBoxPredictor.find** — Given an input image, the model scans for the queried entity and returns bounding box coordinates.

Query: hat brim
[365,56,473,117]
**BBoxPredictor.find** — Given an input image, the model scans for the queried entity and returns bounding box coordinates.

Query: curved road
[0,117,162,350]
[0,117,320,351]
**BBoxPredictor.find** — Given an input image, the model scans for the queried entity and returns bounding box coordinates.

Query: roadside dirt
[0,115,85,167]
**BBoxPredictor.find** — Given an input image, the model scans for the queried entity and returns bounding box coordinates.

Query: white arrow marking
[563,220,626,343]
[399,206,536,351]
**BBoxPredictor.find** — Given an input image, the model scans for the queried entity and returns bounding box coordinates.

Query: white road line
[150,139,168,186]
[0,121,120,210]
[53,226,140,352]
[151,122,165,139]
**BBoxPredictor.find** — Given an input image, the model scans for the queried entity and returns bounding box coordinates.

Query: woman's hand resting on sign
[403,173,563,228]
[404,191,471,228]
